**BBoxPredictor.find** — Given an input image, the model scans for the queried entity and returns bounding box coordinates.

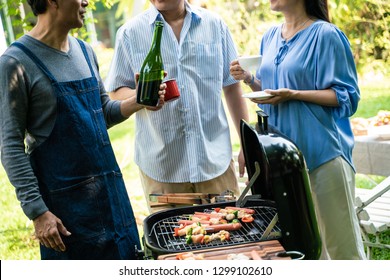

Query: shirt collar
[148,2,202,25]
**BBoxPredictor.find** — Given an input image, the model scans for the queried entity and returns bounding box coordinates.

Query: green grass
[0,173,40,260]
[1,82,389,260]
[353,85,390,118]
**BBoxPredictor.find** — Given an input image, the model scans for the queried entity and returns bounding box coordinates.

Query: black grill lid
[240,110,322,260]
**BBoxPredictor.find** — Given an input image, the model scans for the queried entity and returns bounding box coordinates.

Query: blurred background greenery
[2,0,389,78]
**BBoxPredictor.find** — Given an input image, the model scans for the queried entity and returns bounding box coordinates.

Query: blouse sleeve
[315,24,360,119]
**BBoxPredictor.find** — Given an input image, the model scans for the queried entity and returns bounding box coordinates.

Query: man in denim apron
[0,0,165,259]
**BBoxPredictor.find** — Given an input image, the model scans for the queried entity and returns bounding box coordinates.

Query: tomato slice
[241,216,254,223]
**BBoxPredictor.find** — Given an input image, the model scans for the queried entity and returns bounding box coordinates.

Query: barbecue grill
[141,110,322,260]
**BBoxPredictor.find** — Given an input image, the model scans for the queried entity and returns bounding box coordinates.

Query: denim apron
[13,40,140,260]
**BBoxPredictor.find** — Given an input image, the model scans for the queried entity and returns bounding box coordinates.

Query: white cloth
[309,157,366,259]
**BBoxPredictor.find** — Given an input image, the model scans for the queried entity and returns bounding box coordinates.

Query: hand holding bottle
[135,73,166,111]
[137,21,165,107]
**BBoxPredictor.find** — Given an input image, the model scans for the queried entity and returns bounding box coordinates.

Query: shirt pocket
[195,43,222,79]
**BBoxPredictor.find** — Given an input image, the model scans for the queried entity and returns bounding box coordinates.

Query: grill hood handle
[236,161,261,208]
[257,109,269,134]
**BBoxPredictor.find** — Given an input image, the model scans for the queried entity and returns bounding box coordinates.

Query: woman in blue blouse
[230,0,365,259]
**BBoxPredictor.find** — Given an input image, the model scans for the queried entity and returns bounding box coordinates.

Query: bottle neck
[151,22,163,52]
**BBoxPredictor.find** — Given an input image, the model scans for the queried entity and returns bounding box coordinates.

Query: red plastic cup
[164,78,180,102]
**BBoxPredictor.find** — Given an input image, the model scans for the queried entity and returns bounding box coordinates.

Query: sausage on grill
[204,222,242,233]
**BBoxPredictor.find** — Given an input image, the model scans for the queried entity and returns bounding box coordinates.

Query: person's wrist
[243,73,254,85]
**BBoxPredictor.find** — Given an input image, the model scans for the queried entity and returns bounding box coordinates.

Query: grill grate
[147,206,281,252]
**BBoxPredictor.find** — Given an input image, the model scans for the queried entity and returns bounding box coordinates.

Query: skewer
[157,232,177,236]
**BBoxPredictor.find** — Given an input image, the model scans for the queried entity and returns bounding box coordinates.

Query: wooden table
[353,135,390,176]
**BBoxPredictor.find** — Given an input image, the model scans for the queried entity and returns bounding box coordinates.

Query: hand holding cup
[164,78,180,102]
[238,55,262,72]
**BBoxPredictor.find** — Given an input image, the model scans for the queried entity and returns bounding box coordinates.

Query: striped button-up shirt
[105,3,238,182]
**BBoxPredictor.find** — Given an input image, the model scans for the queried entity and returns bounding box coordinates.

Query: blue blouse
[257,20,360,172]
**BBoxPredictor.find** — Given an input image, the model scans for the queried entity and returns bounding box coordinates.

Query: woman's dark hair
[305,0,330,22]
[27,0,48,16]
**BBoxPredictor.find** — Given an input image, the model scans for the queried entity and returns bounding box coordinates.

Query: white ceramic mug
[238,55,262,72]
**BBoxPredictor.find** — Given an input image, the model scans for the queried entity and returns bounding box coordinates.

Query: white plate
[242,91,272,100]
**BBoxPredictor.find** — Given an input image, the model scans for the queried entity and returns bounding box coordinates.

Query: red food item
[225,206,255,214]
[241,216,255,223]
[219,219,228,224]
[194,212,211,216]
[191,234,205,244]
[204,222,242,233]
[173,227,180,237]
[192,214,211,220]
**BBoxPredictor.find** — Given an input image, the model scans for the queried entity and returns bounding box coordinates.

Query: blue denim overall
[13,40,140,260]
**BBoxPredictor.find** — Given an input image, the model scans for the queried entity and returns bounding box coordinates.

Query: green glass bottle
[137,21,164,106]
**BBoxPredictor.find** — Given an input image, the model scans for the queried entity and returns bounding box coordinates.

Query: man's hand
[143,81,167,111]
[33,211,71,252]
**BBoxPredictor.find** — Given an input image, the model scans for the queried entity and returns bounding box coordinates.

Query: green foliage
[197,0,280,56]
[330,0,390,74]
[356,174,387,190]
[0,0,114,42]
[113,0,150,18]
[200,0,390,76]
[1,0,389,76]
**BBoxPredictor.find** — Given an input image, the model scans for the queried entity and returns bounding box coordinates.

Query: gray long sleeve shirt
[0,35,126,220]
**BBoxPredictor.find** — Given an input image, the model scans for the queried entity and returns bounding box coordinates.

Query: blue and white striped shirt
[105,3,239,182]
